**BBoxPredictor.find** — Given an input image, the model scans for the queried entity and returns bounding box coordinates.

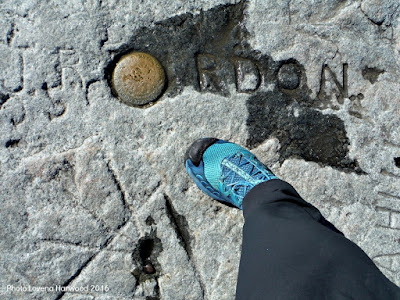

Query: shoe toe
[184,137,219,167]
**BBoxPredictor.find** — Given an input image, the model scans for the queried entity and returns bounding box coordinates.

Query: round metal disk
[112,52,165,106]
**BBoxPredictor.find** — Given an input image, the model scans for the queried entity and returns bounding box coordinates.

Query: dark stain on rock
[105,1,363,173]
[247,92,363,173]
[362,67,384,84]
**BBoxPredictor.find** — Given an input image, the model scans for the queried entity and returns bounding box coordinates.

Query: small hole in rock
[145,216,155,226]
[139,238,154,261]
[394,157,400,168]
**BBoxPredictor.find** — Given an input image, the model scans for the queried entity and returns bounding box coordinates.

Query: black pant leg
[235,179,400,300]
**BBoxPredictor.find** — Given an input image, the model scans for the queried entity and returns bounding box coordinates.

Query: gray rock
[0,45,22,92]
[1,0,399,299]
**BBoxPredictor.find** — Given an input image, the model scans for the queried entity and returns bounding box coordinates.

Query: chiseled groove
[53,254,96,300]
[53,223,127,300]
[376,225,400,231]
[380,169,400,179]
[164,194,192,256]
[105,158,131,231]
[6,21,15,45]
[377,191,400,200]
[39,238,134,254]
[163,193,206,299]
[84,78,100,106]
[105,159,129,210]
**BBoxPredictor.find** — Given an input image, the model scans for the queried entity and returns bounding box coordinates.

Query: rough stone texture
[0,0,399,299]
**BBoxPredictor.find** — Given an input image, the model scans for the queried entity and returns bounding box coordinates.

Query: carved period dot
[112,52,165,107]
[277,63,301,90]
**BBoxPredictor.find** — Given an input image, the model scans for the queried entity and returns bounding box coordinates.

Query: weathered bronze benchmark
[112,52,165,107]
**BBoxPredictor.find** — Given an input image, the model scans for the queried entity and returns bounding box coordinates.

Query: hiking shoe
[184,138,278,209]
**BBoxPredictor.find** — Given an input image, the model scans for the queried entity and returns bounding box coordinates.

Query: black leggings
[236,179,400,300]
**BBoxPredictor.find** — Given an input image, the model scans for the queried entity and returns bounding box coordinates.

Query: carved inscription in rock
[318,63,348,105]
[232,57,261,93]
[197,54,221,93]
[277,63,301,90]
[107,1,371,172]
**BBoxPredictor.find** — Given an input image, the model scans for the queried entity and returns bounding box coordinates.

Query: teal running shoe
[184,138,278,210]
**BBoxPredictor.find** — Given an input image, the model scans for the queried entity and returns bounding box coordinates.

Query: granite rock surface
[0,0,399,299]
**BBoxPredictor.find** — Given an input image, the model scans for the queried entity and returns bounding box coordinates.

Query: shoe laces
[218,151,275,206]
